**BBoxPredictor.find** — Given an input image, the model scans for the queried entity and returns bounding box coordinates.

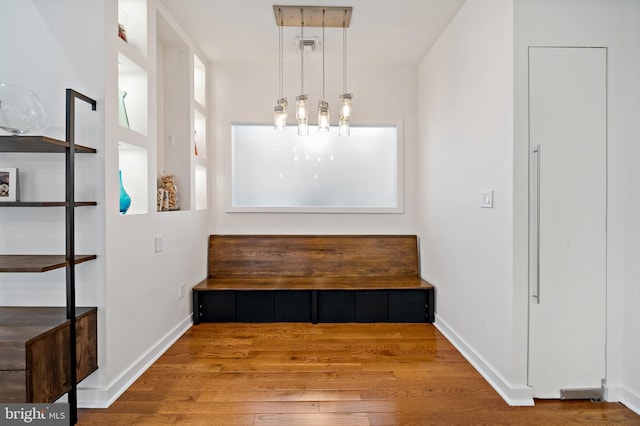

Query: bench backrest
[208,235,420,278]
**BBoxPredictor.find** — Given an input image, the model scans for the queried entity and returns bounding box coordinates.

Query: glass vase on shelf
[119,170,131,214]
[0,82,46,135]
[118,89,130,129]
[160,174,179,211]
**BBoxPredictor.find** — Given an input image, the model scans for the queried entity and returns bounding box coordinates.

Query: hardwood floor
[78,323,640,425]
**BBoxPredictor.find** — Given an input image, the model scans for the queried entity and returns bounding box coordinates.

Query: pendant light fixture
[273,6,352,136]
[317,9,330,132]
[296,8,309,136]
[274,7,287,130]
[339,8,353,137]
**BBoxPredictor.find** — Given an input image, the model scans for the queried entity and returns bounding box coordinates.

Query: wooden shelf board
[0,255,97,273]
[0,135,96,153]
[0,306,95,344]
[0,201,97,207]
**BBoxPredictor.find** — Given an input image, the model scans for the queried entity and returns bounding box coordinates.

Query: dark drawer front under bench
[194,288,433,324]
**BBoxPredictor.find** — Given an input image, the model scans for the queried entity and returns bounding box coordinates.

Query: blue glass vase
[119,170,131,214]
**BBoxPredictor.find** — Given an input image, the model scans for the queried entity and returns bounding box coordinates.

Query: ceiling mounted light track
[273,5,353,136]
[273,6,352,28]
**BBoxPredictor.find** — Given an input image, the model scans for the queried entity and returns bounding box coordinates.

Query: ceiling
[160,0,466,66]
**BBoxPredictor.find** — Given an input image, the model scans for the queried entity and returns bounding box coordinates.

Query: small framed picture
[0,167,19,202]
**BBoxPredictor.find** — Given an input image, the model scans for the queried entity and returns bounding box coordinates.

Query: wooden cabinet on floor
[0,307,98,403]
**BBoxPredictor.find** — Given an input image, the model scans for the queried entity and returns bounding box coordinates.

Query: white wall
[0,0,105,329]
[418,0,640,411]
[514,0,640,411]
[92,0,210,406]
[622,0,640,414]
[1,0,210,407]
[417,0,525,403]
[211,62,418,234]
[0,0,109,403]
[0,1,105,305]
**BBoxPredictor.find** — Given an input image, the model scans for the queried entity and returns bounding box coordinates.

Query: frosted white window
[230,124,402,212]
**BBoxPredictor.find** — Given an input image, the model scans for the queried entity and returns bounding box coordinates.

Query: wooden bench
[192,235,435,324]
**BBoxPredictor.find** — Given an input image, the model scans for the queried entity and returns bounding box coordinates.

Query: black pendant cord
[65,89,96,425]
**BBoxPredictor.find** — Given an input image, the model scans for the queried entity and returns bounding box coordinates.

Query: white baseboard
[434,315,534,406]
[76,315,193,408]
[606,385,640,416]
[621,387,640,416]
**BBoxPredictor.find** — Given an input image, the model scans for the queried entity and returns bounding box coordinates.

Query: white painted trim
[77,315,192,408]
[606,385,640,416]
[224,119,405,214]
[621,388,640,416]
[435,315,534,406]
[605,384,623,402]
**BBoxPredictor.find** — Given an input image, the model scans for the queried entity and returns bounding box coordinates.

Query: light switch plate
[481,191,493,208]
[155,235,163,252]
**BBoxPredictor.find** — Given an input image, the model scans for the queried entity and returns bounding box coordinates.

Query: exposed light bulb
[296,94,309,136]
[339,93,352,137]
[274,98,287,130]
[318,100,330,132]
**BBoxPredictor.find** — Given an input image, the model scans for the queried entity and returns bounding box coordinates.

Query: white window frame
[225,120,404,213]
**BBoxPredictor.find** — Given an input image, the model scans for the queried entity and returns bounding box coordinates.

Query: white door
[528,47,607,398]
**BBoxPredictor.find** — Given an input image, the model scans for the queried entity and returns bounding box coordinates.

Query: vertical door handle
[532,145,541,304]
